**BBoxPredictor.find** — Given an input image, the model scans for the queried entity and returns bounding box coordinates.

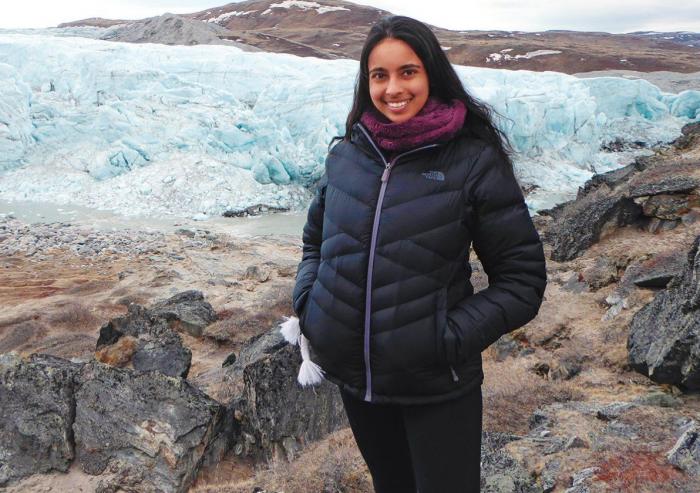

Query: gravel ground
[0,216,221,259]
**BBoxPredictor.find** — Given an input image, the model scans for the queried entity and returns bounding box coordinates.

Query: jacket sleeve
[444,144,547,364]
[292,173,328,318]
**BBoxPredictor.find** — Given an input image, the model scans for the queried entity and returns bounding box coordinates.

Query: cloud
[2,0,700,32]
[0,1,221,28]
[348,0,700,33]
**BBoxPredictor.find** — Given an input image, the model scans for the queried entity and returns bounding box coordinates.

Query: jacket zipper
[357,123,440,402]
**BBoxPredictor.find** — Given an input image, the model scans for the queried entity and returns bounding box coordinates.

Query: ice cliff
[0,29,698,218]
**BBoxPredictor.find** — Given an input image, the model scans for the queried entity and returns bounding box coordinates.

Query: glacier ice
[0,63,32,167]
[0,28,698,219]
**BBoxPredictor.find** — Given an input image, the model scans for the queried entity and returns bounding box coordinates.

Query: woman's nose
[385,76,403,96]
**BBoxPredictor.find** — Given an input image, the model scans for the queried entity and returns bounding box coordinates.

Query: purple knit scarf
[360,97,467,153]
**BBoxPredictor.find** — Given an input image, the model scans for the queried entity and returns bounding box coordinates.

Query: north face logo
[421,170,445,181]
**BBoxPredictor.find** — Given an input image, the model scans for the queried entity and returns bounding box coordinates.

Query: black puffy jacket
[292,122,547,405]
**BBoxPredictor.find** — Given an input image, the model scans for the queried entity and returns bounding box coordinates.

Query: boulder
[595,401,636,422]
[675,122,700,149]
[548,193,642,262]
[581,256,620,290]
[0,353,81,486]
[565,467,601,493]
[628,236,700,390]
[576,160,646,198]
[480,431,541,493]
[544,138,700,261]
[667,420,700,476]
[96,304,152,346]
[149,290,217,337]
[628,176,700,199]
[639,193,693,220]
[73,361,231,493]
[130,320,192,378]
[540,459,561,493]
[226,329,348,462]
[96,297,195,378]
[620,252,686,290]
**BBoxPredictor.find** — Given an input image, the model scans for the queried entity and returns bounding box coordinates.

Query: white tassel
[278,316,325,386]
[297,334,325,386]
[279,316,301,346]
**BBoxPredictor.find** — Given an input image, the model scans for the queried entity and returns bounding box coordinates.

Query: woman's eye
[403,69,416,76]
[371,72,385,80]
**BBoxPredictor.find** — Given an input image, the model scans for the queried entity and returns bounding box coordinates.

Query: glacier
[0,28,699,219]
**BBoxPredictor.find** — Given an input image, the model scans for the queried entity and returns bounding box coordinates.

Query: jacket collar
[350,122,443,165]
[350,122,378,160]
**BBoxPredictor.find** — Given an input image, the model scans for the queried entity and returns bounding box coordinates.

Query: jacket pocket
[297,280,318,337]
[436,287,459,381]
[294,287,310,319]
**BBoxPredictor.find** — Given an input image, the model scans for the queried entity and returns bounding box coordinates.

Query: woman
[286,15,547,493]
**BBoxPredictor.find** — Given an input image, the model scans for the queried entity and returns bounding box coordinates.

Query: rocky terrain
[94,13,260,51]
[56,0,700,74]
[2,125,700,492]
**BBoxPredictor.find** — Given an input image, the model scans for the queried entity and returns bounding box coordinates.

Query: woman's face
[367,38,430,124]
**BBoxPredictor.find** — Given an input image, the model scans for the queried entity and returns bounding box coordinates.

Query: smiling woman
[290,14,547,493]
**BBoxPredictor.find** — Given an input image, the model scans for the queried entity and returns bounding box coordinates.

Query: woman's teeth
[387,100,410,109]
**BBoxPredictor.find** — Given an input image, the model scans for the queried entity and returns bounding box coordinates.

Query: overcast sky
[2,0,700,33]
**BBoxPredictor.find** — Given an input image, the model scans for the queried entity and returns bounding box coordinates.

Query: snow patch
[317,6,349,14]
[206,10,257,23]
[261,1,349,15]
[486,49,561,62]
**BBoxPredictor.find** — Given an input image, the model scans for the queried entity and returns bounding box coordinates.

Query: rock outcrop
[480,432,541,493]
[73,361,231,493]
[148,290,218,338]
[1,312,355,488]
[621,251,687,289]
[544,123,700,261]
[0,351,234,491]
[667,420,700,476]
[628,235,700,389]
[99,13,256,50]
[95,290,217,377]
[0,353,80,486]
[546,194,643,262]
[226,329,348,461]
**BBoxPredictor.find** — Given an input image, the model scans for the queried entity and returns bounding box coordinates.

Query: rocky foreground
[1,124,700,492]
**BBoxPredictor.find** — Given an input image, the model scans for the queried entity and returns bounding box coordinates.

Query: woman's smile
[385,99,412,111]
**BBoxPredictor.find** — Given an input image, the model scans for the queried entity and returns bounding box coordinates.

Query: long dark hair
[341,15,514,170]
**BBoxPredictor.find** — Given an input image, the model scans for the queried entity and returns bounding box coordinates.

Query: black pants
[340,385,482,493]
